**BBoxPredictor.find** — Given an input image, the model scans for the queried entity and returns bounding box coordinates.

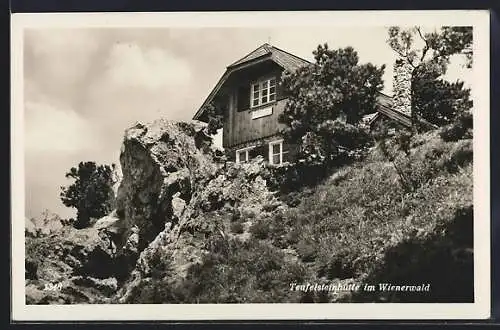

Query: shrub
[230,222,244,234]
[439,111,473,142]
[249,220,270,240]
[279,133,473,293]
[295,239,318,263]
[60,161,116,229]
[131,237,313,303]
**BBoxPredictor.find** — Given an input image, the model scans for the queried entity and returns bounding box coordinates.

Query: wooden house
[193,43,419,165]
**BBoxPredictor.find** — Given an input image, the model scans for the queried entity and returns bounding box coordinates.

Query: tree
[202,102,224,136]
[387,26,473,126]
[60,161,116,229]
[278,44,385,162]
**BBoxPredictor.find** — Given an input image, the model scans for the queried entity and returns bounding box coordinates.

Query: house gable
[193,43,311,122]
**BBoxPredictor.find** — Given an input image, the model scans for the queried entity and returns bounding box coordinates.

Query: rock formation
[25,118,285,304]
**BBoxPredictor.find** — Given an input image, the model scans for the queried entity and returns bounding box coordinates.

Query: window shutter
[276,80,287,100]
[237,86,250,112]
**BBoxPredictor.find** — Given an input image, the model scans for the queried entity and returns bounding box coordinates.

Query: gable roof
[228,43,311,71]
[193,43,311,121]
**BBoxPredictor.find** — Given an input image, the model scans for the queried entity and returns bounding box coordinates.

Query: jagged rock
[25,214,123,304]
[72,276,118,297]
[115,119,218,251]
[25,210,66,237]
[116,153,285,303]
[171,193,186,220]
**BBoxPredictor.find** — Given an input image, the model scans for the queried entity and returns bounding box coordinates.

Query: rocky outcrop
[107,119,285,303]
[115,119,219,252]
[26,118,285,304]
[25,210,66,237]
[25,212,125,304]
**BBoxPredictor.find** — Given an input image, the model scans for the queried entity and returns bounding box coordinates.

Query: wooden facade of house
[193,43,307,165]
[193,43,430,165]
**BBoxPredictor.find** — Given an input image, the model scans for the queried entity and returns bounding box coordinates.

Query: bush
[60,161,116,229]
[249,220,270,240]
[439,111,473,142]
[230,222,244,234]
[277,133,473,293]
[295,239,318,263]
[131,237,313,303]
[350,206,473,303]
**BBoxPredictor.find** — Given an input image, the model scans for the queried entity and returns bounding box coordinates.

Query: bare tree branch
[415,27,430,63]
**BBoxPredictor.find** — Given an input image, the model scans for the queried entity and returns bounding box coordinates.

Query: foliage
[128,236,314,303]
[60,161,116,229]
[125,132,473,304]
[387,26,473,126]
[201,102,224,136]
[249,219,270,240]
[230,221,244,234]
[439,110,473,141]
[349,206,473,302]
[412,69,473,126]
[265,132,473,302]
[278,44,385,162]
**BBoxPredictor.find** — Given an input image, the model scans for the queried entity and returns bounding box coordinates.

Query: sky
[23,26,472,219]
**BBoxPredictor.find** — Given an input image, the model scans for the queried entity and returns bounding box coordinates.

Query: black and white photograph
[11,10,490,320]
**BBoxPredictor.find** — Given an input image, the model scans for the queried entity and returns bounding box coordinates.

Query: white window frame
[268,139,289,165]
[250,77,277,108]
[236,146,255,163]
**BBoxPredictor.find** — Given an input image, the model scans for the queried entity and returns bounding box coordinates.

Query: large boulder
[116,154,285,303]
[25,210,66,238]
[25,212,123,304]
[115,119,218,251]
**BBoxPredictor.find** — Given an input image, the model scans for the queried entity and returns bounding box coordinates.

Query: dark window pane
[273,154,280,164]
[269,94,276,102]
[272,143,281,154]
[262,96,268,103]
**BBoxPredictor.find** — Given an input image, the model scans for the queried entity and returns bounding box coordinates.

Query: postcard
[11,10,491,321]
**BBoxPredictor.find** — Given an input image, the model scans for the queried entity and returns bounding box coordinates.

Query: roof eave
[193,54,280,121]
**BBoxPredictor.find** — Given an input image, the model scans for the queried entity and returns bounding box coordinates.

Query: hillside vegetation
[124,124,473,304]
[25,118,473,304]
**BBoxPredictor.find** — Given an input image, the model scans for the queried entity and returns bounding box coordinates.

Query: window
[236,146,255,163]
[268,140,289,165]
[251,78,276,108]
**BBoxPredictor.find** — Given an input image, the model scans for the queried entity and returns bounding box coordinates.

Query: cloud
[24,101,99,153]
[103,42,191,90]
[25,29,101,88]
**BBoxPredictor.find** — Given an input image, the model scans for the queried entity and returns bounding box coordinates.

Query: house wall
[228,99,288,147]
[226,135,300,164]
[222,61,287,148]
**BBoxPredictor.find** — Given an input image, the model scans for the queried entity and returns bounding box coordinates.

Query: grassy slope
[130,131,473,303]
